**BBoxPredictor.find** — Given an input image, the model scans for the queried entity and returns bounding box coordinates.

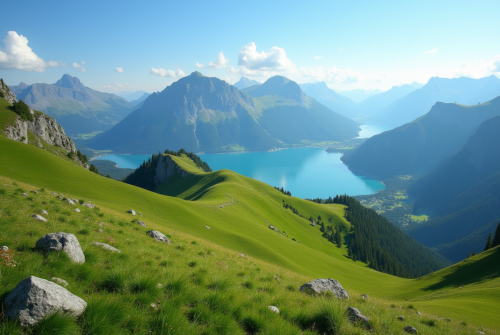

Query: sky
[1,0,499,94]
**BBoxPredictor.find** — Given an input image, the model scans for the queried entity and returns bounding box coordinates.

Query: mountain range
[114,90,150,102]
[88,72,359,154]
[9,75,134,136]
[232,76,260,90]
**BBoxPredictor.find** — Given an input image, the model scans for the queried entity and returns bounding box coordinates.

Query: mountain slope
[89,73,359,154]
[10,74,133,135]
[342,96,500,179]
[337,88,383,103]
[371,75,500,127]
[232,76,260,90]
[356,84,418,119]
[299,82,358,118]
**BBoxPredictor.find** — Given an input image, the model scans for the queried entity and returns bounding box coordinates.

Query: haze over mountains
[88,72,359,154]
[10,75,134,136]
[232,76,260,90]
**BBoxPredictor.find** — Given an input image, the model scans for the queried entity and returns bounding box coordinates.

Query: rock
[98,229,103,233]
[146,230,171,244]
[361,294,369,299]
[397,315,405,321]
[74,208,81,213]
[32,214,47,222]
[22,193,28,197]
[82,202,95,209]
[127,209,136,215]
[269,225,275,230]
[51,192,57,195]
[346,307,370,324]
[51,277,68,287]
[156,283,163,289]
[476,331,485,335]
[63,198,75,205]
[136,220,147,227]
[150,303,157,308]
[268,306,279,314]
[204,226,210,229]
[238,253,245,258]
[71,199,79,204]
[416,311,421,315]
[274,275,280,281]
[59,193,64,197]
[4,276,86,326]
[299,278,349,299]
[139,212,142,216]
[92,242,121,253]
[40,210,48,215]
[2,246,8,251]
[31,190,38,194]
[404,326,418,333]
[35,232,85,263]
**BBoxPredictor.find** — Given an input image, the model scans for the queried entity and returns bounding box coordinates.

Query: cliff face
[0,79,17,104]
[153,155,191,189]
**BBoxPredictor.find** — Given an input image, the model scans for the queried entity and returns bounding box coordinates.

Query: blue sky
[1,0,499,93]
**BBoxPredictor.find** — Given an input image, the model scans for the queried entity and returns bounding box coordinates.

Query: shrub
[12,100,33,121]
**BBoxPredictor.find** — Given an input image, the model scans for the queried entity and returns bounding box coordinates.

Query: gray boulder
[40,210,48,215]
[32,214,47,222]
[146,230,171,244]
[268,306,279,314]
[2,246,8,251]
[51,277,68,287]
[135,220,147,227]
[82,202,95,209]
[299,278,349,299]
[35,232,85,263]
[22,193,28,197]
[4,276,86,326]
[204,226,210,229]
[361,294,369,299]
[63,198,75,205]
[71,199,79,204]
[346,307,370,324]
[93,242,121,253]
[127,209,136,215]
[397,315,405,321]
[404,326,418,333]
[74,208,81,213]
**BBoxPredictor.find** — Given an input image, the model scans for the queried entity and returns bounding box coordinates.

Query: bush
[12,100,33,121]
[89,164,99,174]
[0,90,5,99]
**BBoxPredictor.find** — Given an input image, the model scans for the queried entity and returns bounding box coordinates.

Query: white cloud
[73,61,86,72]
[48,61,59,67]
[208,51,230,69]
[314,56,323,59]
[195,62,204,68]
[115,67,124,73]
[150,67,185,78]
[0,31,57,72]
[238,42,295,73]
[300,65,363,84]
[424,48,438,54]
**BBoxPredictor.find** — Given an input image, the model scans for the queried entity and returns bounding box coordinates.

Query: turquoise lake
[95,147,385,199]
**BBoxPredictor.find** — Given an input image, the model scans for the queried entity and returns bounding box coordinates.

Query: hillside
[407,116,500,261]
[10,74,134,136]
[299,82,358,118]
[371,75,500,127]
[355,84,418,119]
[88,73,359,154]
[342,96,500,179]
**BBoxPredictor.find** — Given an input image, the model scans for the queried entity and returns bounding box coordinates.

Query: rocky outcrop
[1,78,17,104]
[153,155,191,189]
[35,232,85,263]
[4,276,86,326]
[146,230,171,244]
[299,278,349,299]
[346,307,370,325]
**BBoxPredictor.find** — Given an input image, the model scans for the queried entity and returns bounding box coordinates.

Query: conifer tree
[492,221,500,248]
[484,233,493,251]
[472,250,476,256]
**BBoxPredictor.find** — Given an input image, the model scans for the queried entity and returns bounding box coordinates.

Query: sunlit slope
[393,246,500,327]
[0,135,403,295]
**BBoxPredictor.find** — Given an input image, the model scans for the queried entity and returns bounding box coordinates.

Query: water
[96,148,385,199]
[357,124,392,138]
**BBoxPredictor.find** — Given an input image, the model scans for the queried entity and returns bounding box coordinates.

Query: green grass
[0,124,499,331]
[410,214,429,222]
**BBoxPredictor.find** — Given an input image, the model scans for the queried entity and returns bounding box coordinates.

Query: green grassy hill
[1,105,500,332]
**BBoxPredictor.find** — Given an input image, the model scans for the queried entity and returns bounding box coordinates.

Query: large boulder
[146,230,171,244]
[93,242,121,253]
[4,276,86,326]
[346,307,370,325]
[299,278,349,299]
[35,232,85,263]
[404,326,418,333]
[135,220,147,227]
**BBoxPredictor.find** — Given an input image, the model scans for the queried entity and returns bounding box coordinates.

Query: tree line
[482,221,500,252]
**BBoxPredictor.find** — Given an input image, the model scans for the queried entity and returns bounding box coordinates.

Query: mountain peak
[242,75,307,106]
[55,74,85,90]
[233,76,260,90]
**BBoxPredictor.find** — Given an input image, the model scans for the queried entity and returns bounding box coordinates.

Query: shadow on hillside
[157,173,226,201]
[422,247,500,291]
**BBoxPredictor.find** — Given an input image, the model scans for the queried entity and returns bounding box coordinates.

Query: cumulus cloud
[238,42,295,73]
[72,61,86,72]
[150,68,185,78]
[208,52,230,69]
[433,55,500,79]
[0,31,58,72]
[424,48,438,54]
[195,62,204,68]
[115,67,124,73]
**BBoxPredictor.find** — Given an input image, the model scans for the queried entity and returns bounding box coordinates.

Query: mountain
[10,74,134,136]
[407,116,500,262]
[9,82,29,96]
[356,84,419,119]
[129,92,151,109]
[299,82,358,118]
[371,75,500,127]
[114,90,150,101]
[337,88,383,103]
[232,76,260,90]
[89,72,359,154]
[342,96,500,179]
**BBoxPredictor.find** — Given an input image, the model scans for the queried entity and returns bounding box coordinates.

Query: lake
[95,147,385,199]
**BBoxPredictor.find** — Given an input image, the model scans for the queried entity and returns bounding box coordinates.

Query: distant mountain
[407,116,500,262]
[337,88,383,103]
[88,72,359,154]
[129,92,151,109]
[9,82,29,96]
[233,77,260,90]
[114,90,150,102]
[371,75,500,127]
[356,84,419,119]
[342,96,500,179]
[10,74,134,136]
[299,82,358,118]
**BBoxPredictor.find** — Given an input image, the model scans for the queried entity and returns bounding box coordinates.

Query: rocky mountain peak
[0,78,17,104]
[55,74,85,91]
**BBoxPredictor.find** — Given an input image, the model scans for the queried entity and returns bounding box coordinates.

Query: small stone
[82,203,95,209]
[238,253,245,258]
[51,277,68,287]
[205,226,210,229]
[150,303,157,308]
[274,275,280,281]
[268,306,279,314]
[361,294,369,299]
[127,209,136,215]
[136,220,147,227]
[404,326,418,333]
[93,242,121,253]
[59,193,64,197]
[31,190,38,194]
[397,315,405,321]
[2,246,8,251]
[416,311,421,315]
[139,212,142,216]
[51,192,57,195]
[269,225,275,230]
[32,214,47,222]
[41,210,48,215]
[146,230,171,244]
[22,193,28,197]
[74,208,80,213]
[299,278,349,299]
[476,331,485,335]
[346,306,370,324]
[63,198,75,205]
[98,229,103,233]
[156,283,163,289]
[36,232,85,263]
[97,222,104,227]
[72,199,79,204]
